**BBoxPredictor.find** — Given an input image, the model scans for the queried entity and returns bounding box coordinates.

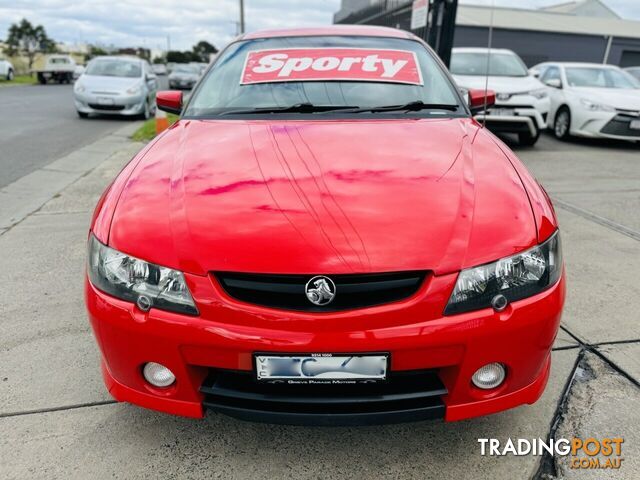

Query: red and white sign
[241,48,423,86]
[411,0,429,30]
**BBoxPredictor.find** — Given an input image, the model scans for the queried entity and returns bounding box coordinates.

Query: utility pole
[239,0,245,34]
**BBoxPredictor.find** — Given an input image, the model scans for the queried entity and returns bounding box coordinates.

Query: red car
[86,26,565,425]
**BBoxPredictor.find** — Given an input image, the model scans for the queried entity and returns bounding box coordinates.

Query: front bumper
[475,95,550,136]
[74,92,146,116]
[86,270,565,424]
[571,111,640,141]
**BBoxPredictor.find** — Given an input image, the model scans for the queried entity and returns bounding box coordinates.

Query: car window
[173,65,199,74]
[450,52,528,77]
[185,36,462,117]
[541,66,560,83]
[50,58,69,64]
[565,67,639,89]
[85,59,142,78]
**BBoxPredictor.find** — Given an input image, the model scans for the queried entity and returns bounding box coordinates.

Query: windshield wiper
[219,102,360,115]
[343,101,460,114]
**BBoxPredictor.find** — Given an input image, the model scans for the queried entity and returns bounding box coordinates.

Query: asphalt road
[0,77,169,189]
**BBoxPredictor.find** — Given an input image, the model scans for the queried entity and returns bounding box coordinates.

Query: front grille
[214,271,427,312]
[600,116,640,138]
[201,369,446,425]
[88,103,125,111]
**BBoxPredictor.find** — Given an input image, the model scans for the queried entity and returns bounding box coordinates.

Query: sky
[0,0,638,52]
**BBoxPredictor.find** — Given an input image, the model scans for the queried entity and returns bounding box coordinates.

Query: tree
[6,19,56,71]
[86,45,108,61]
[192,41,218,62]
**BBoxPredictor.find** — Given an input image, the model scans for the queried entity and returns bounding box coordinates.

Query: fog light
[143,362,175,388]
[472,363,506,390]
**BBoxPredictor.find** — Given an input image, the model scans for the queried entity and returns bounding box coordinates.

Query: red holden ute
[86,26,565,425]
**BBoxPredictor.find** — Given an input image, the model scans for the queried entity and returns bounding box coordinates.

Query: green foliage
[131,113,179,142]
[86,46,108,60]
[6,18,56,70]
[166,40,218,64]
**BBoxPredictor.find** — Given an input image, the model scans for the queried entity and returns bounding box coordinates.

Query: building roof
[541,0,620,19]
[456,4,640,40]
[242,25,414,41]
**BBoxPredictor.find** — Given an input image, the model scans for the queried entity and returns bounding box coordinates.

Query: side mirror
[146,73,157,82]
[530,70,540,78]
[544,78,562,89]
[468,89,496,115]
[156,90,183,115]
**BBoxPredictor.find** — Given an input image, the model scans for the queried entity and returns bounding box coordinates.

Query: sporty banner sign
[241,48,423,86]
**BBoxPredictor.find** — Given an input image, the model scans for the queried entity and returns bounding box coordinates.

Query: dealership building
[334,0,640,67]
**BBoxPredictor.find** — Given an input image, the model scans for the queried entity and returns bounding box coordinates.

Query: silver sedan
[74,56,158,119]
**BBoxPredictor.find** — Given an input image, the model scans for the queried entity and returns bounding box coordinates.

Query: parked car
[85,26,565,425]
[450,48,549,146]
[73,56,158,119]
[168,64,200,89]
[35,54,76,84]
[532,62,640,141]
[624,66,640,81]
[152,63,168,75]
[0,57,15,80]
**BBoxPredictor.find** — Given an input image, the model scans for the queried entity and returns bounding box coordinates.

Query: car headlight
[87,235,198,315]
[580,98,615,112]
[126,84,142,95]
[528,88,548,99]
[445,231,562,315]
[74,84,85,93]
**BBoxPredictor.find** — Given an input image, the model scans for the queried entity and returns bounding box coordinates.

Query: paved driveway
[0,130,638,479]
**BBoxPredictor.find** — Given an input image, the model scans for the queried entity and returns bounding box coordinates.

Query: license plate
[255,353,388,383]
[490,108,515,116]
[97,97,114,106]
[630,119,640,130]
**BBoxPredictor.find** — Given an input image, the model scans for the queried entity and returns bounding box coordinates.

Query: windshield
[450,52,528,77]
[173,65,199,74]
[565,67,640,89]
[184,36,462,117]
[85,59,142,78]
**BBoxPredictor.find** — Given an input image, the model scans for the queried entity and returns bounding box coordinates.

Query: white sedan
[532,62,640,141]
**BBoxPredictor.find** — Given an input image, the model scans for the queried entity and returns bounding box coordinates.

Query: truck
[34,54,77,84]
[0,57,14,80]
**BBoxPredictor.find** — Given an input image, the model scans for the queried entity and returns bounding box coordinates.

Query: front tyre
[6,69,14,81]
[518,128,540,146]
[554,107,571,140]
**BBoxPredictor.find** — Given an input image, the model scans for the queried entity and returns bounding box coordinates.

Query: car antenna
[482,0,495,129]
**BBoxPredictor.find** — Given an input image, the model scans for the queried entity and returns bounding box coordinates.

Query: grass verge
[131,113,179,142]
[0,74,38,87]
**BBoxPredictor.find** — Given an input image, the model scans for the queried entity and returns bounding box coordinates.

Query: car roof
[92,55,142,63]
[452,47,516,54]
[546,62,622,69]
[241,25,415,41]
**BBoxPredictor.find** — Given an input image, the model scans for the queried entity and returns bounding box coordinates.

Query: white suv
[0,57,15,81]
[451,48,549,146]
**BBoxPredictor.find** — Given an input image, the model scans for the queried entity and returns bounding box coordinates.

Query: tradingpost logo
[478,437,624,470]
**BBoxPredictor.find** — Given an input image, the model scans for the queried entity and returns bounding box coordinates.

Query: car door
[143,62,158,100]
[540,65,564,126]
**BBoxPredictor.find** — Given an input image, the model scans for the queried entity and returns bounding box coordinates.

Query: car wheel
[139,99,151,120]
[77,111,89,119]
[518,129,540,146]
[554,107,571,140]
[7,69,14,81]
[38,73,47,85]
